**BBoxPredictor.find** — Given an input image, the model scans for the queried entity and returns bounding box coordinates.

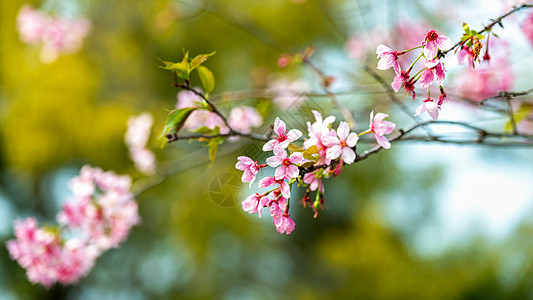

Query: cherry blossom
[16,5,92,63]
[369,111,396,149]
[457,45,475,67]
[392,70,416,99]
[258,176,291,199]
[423,30,452,58]
[268,78,310,110]
[125,113,157,174]
[415,98,440,120]
[266,147,303,180]
[241,193,270,217]
[176,90,229,133]
[303,171,325,192]
[376,44,401,73]
[263,117,302,151]
[419,59,446,88]
[304,110,337,165]
[235,156,263,186]
[522,11,533,47]
[228,106,263,134]
[273,214,295,235]
[57,165,140,252]
[322,121,359,164]
[6,218,97,289]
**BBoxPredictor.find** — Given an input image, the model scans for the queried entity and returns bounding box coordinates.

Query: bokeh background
[2,0,533,299]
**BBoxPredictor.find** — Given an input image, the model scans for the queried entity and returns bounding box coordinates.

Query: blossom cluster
[236,111,395,234]
[7,165,140,288]
[16,4,92,63]
[125,113,157,174]
[376,30,452,120]
[176,90,263,134]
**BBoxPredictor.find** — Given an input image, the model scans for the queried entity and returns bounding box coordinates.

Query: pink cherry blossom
[57,165,140,252]
[268,78,310,110]
[258,176,291,199]
[415,98,440,120]
[392,70,416,99]
[6,218,97,289]
[16,5,92,63]
[176,90,229,133]
[322,121,359,164]
[266,147,303,180]
[16,5,47,44]
[235,156,262,186]
[457,45,475,68]
[304,110,337,165]
[263,117,302,151]
[423,30,452,58]
[274,214,295,235]
[419,59,446,88]
[125,113,157,174]
[125,112,153,149]
[241,193,270,217]
[454,59,513,102]
[522,12,533,47]
[376,44,401,73]
[228,106,263,134]
[369,111,396,149]
[303,171,324,192]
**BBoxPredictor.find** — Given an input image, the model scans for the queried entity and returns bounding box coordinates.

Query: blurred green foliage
[1,0,533,299]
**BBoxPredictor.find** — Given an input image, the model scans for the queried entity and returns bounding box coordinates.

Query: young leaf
[288,143,305,153]
[196,66,215,94]
[462,22,470,33]
[303,145,319,160]
[190,51,216,70]
[207,136,226,164]
[159,107,196,138]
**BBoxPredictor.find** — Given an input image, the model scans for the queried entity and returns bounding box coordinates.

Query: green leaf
[190,51,216,70]
[207,136,226,164]
[159,107,196,139]
[462,22,470,33]
[196,66,215,94]
[476,34,485,40]
[303,145,319,160]
[288,143,305,153]
[492,32,500,38]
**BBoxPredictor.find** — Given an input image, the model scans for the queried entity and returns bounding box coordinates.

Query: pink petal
[274,166,287,180]
[341,147,356,164]
[258,176,275,188]
[435,35,452,51]
[414,103,426,117]
[425,102,439,120]
[286,165,299,179]
[326,145,342,160]
[424,42,438,58]
[375,134,391,149]
[435,63,446,86]
[391,73,403,92]
[266,155,283,167]
[280,182,291,199]
[337,122,350,140]
[289,152,303,164]
[376,44,392,56]
[346,132,359,147]
[321,135,339,148]
[311,110,323,123]
[286,129,302,142]
[262,140,277,151]
[419,69,435,88]
[274,117,287,137]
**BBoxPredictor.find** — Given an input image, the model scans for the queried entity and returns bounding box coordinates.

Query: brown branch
[480,88,533,105]
[440,3,533,57]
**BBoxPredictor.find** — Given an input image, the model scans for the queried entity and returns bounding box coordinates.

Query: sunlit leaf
[196,66,215,94]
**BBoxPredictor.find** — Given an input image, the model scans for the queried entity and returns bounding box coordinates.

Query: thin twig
[303,58,357,129]
[440,3,533,57]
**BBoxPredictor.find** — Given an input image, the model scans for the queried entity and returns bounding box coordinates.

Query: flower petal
[341,147,356,164]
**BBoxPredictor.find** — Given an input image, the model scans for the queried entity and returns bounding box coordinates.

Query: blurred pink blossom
[268,78,310,110]
[228,106,263,134]
[522,11,533,47]
[125,112,157,174]
[369,111,395,149]
[16,5,92,63]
